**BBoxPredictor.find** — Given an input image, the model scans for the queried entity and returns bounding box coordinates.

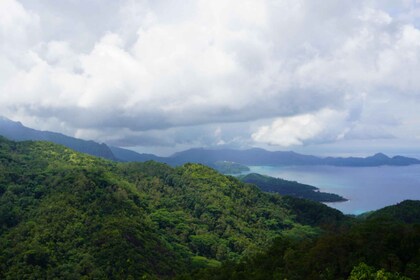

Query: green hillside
[0,137,329,279]
[1,137,418,279]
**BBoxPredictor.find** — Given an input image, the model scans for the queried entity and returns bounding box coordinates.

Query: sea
[247,165,420,215]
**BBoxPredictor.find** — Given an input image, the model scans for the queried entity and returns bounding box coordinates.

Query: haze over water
[248,165,420,215]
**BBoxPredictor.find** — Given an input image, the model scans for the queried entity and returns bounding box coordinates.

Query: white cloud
[1,0,420,151]
[252,108,352,147]
[0,0,39,50]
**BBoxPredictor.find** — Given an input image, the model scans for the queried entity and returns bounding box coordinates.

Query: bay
[248,165,420,215]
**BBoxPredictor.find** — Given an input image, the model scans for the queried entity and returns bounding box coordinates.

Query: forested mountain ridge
[0,137,339,279]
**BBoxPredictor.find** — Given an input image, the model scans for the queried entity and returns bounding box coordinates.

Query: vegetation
[0,137,318,279]
[348,263,410,280]
[364,200,420,223]
[181,202,420,280]
[0,137,418,279]
[239,173,347,202]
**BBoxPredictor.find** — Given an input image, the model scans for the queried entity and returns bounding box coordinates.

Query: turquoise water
[248,165,420,215]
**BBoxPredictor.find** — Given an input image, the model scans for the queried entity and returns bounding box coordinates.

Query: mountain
[116,146,420,167]
[0,137,340,279]
[168,148,322,166]
[0,117,116,160]
[2,117,418,167]
[239,173,347,202]
[168,148,420,167]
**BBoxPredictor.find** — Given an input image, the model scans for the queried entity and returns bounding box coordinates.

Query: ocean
[247,165,420,215]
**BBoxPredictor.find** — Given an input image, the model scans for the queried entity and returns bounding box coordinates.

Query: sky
[1,0,420,156]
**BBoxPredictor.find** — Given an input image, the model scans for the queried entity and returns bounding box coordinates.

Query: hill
[0,137,341,279]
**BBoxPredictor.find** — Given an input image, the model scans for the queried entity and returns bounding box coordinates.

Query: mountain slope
[0,117,116,160]
[0,137,332,279]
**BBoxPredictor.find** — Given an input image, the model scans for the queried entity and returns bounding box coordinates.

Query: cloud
[1,0,420,151]
[252,108,353,147]
[0,0,39,50]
